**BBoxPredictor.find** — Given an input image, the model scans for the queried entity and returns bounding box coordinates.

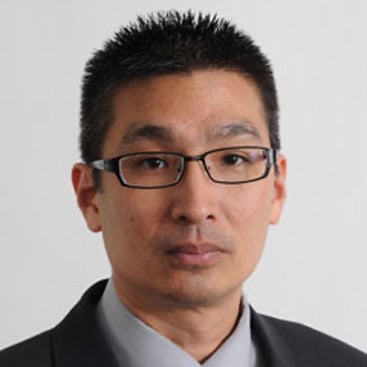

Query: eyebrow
[121,123,174,145]
[209,121,262,142]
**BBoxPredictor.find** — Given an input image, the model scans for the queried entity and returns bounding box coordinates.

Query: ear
[269,154,287,225]
[71,163,102,232]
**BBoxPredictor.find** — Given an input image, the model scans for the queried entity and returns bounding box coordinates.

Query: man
[1,10,366,367]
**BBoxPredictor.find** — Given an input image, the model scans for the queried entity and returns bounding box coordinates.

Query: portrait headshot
[1,1,366,366]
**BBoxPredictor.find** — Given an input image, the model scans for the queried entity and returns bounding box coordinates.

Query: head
[73,11,286,310]
[80,11,280,174]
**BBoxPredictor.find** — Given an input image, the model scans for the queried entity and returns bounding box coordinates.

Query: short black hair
[80,10,280,166]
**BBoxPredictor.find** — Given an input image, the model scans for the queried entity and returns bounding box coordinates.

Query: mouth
[165,243,225,268]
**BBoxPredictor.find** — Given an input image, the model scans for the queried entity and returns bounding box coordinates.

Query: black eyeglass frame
[90,146,278,189]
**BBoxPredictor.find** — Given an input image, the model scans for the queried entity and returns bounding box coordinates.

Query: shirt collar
[97,279,257,367]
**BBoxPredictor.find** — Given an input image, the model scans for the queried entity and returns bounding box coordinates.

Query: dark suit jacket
[1,280,366,366]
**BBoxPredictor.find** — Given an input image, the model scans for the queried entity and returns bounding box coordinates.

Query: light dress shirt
[97,279,257,367]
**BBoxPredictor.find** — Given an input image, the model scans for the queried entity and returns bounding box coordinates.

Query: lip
[165,243,225,268]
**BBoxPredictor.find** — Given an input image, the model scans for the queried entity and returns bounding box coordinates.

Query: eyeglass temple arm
[90,159,117,172]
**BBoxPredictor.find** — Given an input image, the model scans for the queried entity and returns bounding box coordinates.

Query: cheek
[102,190,166,246]
[227,186,273,254]
[228,184,273,226]
[100,197,154,275]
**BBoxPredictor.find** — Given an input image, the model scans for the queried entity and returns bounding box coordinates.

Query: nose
[170,160,217,224]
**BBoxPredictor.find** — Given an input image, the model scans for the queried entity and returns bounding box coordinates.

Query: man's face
[75,69,286,308]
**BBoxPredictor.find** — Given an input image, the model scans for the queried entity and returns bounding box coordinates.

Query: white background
[1,0,366,352]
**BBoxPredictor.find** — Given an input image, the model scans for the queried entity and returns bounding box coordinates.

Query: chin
[161,276,243,307]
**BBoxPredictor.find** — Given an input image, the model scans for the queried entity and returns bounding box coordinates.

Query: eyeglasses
[90,146,277,189]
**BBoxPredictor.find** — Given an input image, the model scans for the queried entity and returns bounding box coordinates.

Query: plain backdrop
[1,0,366,352]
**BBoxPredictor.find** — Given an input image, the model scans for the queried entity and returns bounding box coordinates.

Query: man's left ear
[270,154,287,225]
[71,163,102,232]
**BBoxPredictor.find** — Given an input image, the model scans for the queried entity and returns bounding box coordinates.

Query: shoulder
[0,280,115,367]
[0,330,53,367]
[252,310,367,366]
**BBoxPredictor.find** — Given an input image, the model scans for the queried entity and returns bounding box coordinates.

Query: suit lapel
[51,280,119,367]
[251,307,296,367]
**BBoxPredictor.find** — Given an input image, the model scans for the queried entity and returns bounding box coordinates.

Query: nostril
[178,214,188,222]
[206,213,215,220]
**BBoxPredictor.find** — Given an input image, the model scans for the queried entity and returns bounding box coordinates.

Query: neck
[113,278,243,362]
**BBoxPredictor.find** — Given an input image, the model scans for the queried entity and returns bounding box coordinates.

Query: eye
[221,154,248,165]
[138,157,168,169]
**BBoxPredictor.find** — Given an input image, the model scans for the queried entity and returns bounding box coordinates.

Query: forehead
[103,69,269,155]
